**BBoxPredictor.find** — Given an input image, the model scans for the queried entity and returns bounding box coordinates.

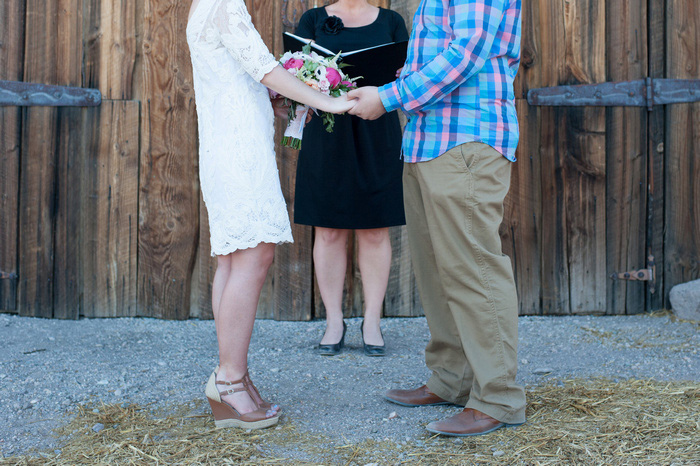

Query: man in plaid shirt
[349,0,526,436]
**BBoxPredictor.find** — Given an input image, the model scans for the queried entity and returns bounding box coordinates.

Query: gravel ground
[0,312,698,458]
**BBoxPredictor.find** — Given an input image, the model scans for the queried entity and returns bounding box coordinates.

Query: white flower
[319,78,330,93]
[281,51,293,62]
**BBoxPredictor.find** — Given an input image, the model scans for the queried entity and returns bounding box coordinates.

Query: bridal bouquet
[278,45,358,149]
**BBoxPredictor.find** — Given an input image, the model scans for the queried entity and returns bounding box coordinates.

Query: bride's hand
[329,93,356,114]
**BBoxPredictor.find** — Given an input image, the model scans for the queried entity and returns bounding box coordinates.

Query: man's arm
[380,0,508,114]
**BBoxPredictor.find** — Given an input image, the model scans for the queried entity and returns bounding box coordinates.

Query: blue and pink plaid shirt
[379,0,522,163]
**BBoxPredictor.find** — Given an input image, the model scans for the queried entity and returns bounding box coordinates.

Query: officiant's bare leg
[356,228,391,346]
[213,243,279,415]
[315,227,350,344]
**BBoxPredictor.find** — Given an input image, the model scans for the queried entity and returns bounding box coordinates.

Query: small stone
[521,358,529,365]
[452,438,463,445]
[114,389,122,397]
[30,399,38,404]
[97,380,108,385]
[388,411,398,420]
[533,368,554,375]
[669,279,700,321]
[54,450,61,455]
[93,408,100,413]
[493,450,505,457]
[92,423,105,433]
[157,361,166,366]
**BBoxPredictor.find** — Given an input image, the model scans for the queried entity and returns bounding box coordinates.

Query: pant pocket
[456,143,483,173]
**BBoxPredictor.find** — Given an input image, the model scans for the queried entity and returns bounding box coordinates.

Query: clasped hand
[270,87,387,121]
[347,87,386,121]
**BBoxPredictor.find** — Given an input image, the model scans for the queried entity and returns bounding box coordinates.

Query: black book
[283,32,408,88]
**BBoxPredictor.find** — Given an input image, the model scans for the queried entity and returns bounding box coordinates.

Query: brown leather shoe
[384,385,455,407]
[427,408,521,437]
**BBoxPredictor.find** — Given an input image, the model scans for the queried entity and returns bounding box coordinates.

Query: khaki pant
[403,142,526,424]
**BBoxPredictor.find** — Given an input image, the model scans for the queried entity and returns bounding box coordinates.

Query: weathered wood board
[138,0,199,319]
[665,0,700,301]
[0,0,26,312]
[81,101,140,317]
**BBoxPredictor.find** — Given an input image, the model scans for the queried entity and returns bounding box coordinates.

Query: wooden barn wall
[665,0,700,306]
[1,0,698,319]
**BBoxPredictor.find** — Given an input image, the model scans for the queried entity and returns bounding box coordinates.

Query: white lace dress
[187,0,293,255]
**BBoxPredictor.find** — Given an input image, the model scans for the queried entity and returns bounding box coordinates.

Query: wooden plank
[81,101,139,317]
[390,0,420,31]
[501,100,542,315]
[138,0,199,319]
[384,226,422,317]
[84,0,138,99]
[52,107,82,319]
[19,0,82,318]
[18,108,57,318]
[350,234,365,318]
[52,0,83,319]
[0,0,25,312]
[646,0,665,311]
[605,0,648,315]
[665,0,700,301]
[526,0,607,315]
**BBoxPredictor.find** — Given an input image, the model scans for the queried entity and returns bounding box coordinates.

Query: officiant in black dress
[293,2,408,357]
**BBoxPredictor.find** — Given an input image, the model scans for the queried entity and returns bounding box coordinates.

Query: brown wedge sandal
[212,367,276,411]
[205,370,280,430]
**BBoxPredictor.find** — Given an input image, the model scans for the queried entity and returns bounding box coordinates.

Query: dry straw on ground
[3,379,699,465]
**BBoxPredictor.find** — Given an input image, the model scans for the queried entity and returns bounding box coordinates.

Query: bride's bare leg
[214,242,277,415]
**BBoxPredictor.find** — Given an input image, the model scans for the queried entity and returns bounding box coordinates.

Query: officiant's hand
[347,87,386,121]
[271,97,313,123]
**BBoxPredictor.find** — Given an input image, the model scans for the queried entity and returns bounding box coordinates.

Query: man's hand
[347,87,386,120]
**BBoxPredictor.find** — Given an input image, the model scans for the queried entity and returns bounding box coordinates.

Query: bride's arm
[261,67,354,114]
[215,0,354,114]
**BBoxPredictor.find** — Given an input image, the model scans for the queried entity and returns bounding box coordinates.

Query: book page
[340,42,396,57]
[284,32,336,56]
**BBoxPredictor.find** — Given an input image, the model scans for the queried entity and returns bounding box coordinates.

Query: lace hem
[210,233,294,256]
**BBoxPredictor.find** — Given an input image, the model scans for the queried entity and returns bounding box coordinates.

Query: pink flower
[340,80,352,87]
[283,58,304,70]
[326,67,342,87]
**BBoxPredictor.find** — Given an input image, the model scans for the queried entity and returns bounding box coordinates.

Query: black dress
[293,7,408,229]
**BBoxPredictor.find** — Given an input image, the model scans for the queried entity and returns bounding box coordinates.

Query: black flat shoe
[361,319,386,357]
[317,321,346,356]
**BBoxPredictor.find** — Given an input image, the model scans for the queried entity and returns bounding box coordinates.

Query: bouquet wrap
[281,105,310,150]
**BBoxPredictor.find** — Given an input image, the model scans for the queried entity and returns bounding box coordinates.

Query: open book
[283,32,408,87]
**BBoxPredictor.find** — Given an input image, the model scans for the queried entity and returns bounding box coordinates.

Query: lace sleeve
[214,0,279,81]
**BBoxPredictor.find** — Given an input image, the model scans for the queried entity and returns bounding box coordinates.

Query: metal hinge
[0,80,101,107]
[527,78,700,111]
[610,255,656,293]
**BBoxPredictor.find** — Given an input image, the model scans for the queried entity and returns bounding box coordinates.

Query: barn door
[509,0,700,315]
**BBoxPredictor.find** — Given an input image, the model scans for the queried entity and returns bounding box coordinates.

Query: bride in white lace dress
[187,0,354,430]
